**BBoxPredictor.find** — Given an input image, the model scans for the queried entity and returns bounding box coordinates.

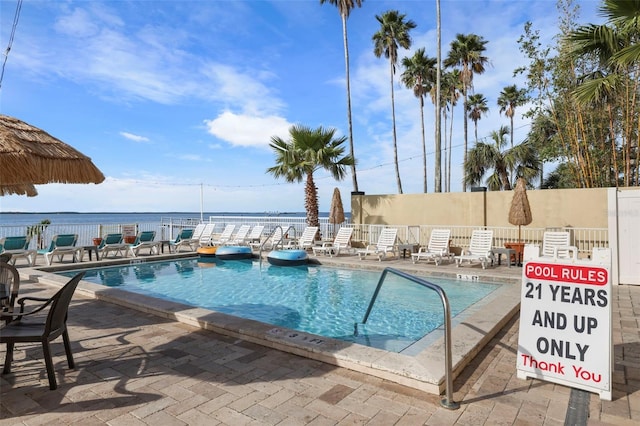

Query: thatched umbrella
[0,114,105,195]
[328,187,345,238]
[508,177,533,242]
[1,183,38,197]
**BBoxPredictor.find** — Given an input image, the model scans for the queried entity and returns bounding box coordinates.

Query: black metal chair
[0,261,20,323]
[0,272,85,390]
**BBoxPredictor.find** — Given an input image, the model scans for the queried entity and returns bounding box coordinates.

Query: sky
[0,0,602,214]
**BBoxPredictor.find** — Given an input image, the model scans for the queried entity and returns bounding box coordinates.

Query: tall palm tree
[434,69,461,192]
[267,125,354,227]
[320,0,363,193]
[467,93,488,144]
[444,33,489,191]
[373,10,416,194]
[497,84,528,149]
[435,0,442,193]
[464,125,540,191]
[401,48,437,193]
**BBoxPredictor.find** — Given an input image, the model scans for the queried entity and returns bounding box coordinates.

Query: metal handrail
[258,225,297,259]
[359,267,460,410]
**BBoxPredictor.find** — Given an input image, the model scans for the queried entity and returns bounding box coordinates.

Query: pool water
[60,258,500,353]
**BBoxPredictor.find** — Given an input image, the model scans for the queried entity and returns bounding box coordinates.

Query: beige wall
[351,187,612,229]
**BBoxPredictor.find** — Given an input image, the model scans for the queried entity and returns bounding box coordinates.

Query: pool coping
[21,253,522,395]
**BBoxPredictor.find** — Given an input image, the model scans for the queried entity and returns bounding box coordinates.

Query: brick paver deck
[1,259,638,425]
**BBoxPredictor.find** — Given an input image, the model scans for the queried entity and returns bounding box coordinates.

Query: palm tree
[467,93,488,144]
[401,48,437,193]
[320,0,363,193]
[464,125,540,191]
[373,10,416,194]
[497,84,528,149]
[267,125,354,228]
[444,33,489,191]
[435,0,442,193]
[434,69,461,192]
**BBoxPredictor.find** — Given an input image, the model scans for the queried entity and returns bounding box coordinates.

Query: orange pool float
[197,246,217,257]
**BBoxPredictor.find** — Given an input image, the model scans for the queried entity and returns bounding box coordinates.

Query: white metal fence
[0,216,607,258]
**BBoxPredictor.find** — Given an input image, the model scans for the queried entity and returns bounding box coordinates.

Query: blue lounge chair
[37,234,82,266]
[0,236,36,266]
[168,229,195,252]
[128,231,161,257]
[97,233,128,259]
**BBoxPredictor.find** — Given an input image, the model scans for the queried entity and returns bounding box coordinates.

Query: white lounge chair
[455,230,494,269]
[168,228,196,252]
[98,233,129,259]
[197,223,217,247]
[127,231,161,257]
[0,236,36,266]
[252,226,285,251]
[37,234,83,266]
[312,227,353,257]
[227,225,251,245]
[357,228,398,261]
[246,225,264,245]
[542,231,577,260]
[209,224,236,246]
[191,223,208,241]
[290,226,318,250]
[411,229,451,265]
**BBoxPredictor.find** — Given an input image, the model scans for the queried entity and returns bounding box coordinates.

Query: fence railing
[0,216,608,258]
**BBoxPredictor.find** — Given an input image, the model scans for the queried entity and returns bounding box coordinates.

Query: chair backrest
[136,231,156,244]
[0,261,20,315]
[45,272,85,337]
[217,224,236,241]
[298,227,318,245]
[199,223,217,243]
[175,228,194,243]
[542,231,571,258]
[428,229,451,253]
[100,233,123,247]
[49,234,78,250]
[248,225,264,240]
[468,230,493,255]
[0,236,29,251]
[232,225,251,242]
[191,223,207,240]
[333,227,353,247]
[377,228,398,249]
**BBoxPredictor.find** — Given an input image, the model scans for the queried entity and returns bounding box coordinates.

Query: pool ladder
[357,267,460,410]
[257,225,298,263]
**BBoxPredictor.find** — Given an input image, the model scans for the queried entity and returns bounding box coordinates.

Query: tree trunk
[390,59,403,194]
[342,14,358,192]
[462,86,469,192]
[305,172,319,227]
[434,0,442,193]
[420,96,427,193]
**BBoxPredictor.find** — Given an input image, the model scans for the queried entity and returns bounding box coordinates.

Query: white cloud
[204,112,291,148]
[120,132,150,143]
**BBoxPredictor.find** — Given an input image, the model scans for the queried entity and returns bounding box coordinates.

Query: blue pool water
[59,258,500,352]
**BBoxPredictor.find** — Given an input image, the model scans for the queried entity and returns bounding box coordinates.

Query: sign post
[517,246,612,400]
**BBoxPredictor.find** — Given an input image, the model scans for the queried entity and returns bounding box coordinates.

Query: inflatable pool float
[197,246,217,262]
[267,249,309,266]
[215,245,253,260]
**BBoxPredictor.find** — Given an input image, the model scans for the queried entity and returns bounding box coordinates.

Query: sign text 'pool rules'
[516,246,612,400]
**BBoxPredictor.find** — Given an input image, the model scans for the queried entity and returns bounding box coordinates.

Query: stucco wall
[351,187,610,229]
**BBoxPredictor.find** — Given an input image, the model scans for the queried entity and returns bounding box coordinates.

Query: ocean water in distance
[0,211,345,226]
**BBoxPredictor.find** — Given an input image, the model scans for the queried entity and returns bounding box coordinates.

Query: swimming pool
[59,258,500,353]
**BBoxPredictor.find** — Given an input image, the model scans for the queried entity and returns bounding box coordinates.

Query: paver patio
[1,256,638,425]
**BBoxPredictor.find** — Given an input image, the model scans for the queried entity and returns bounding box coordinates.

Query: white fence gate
[610,188,640,285]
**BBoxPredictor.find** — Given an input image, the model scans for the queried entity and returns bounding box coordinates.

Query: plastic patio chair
[0,261,20,323]
[0,272,85,390]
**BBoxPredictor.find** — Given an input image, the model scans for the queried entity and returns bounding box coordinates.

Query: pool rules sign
[517,246,612,400]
